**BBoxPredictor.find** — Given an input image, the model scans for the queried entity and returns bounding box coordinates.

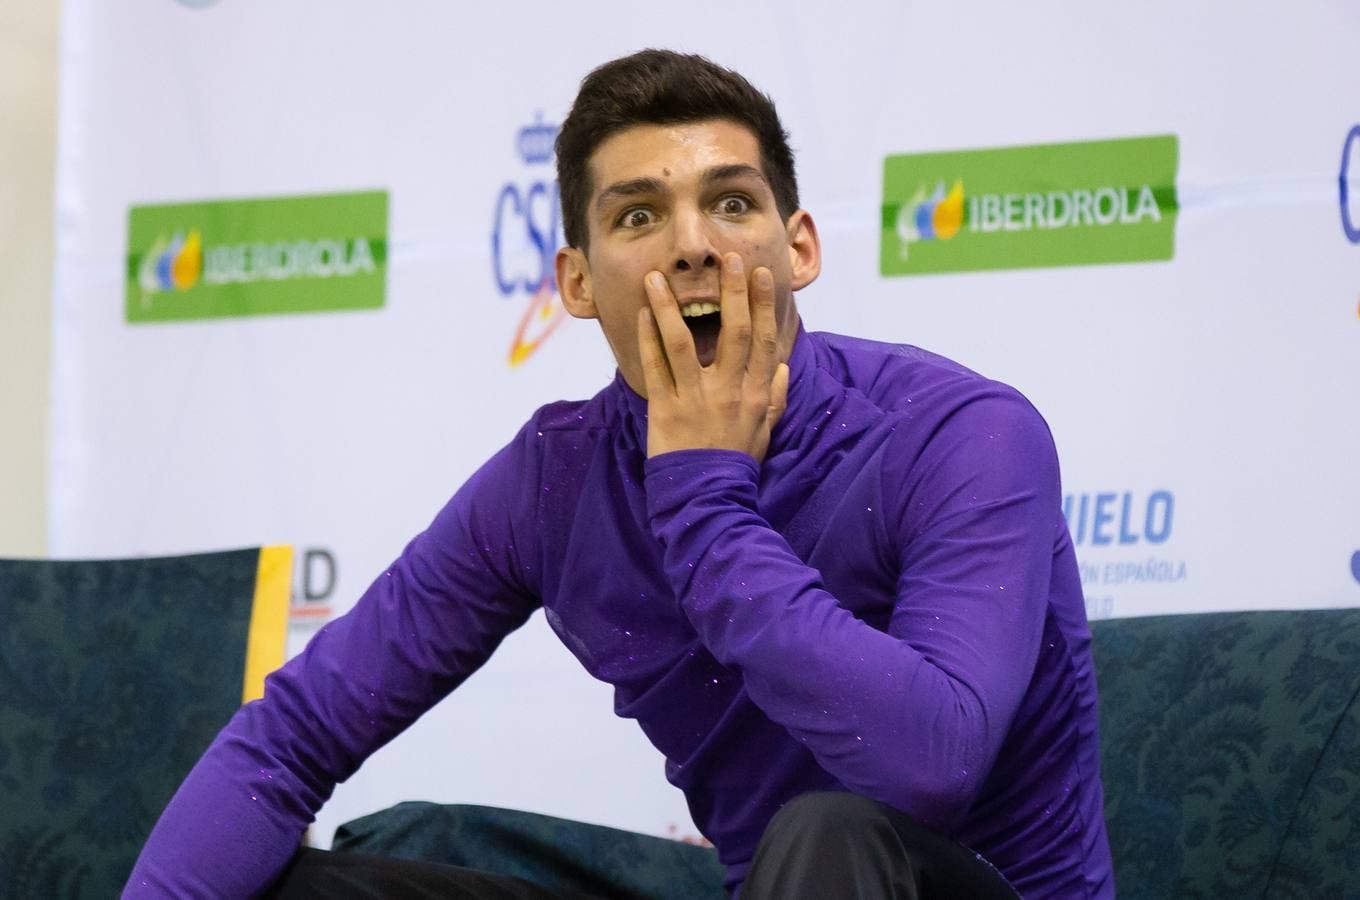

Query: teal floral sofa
[1093,608,1360,899]
[0,549,289,900]
[5,546,1352,898]
[336,608,1360,899]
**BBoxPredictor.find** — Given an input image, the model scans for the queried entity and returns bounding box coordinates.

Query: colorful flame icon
[895,180,964,258]
[508,278,568,367]
[138,229,203,295]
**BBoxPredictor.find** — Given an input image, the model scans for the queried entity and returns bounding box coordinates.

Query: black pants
[266,792,1019,899]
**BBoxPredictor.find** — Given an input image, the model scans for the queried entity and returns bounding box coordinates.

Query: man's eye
[619,208,655,228]
[716,196,752,215]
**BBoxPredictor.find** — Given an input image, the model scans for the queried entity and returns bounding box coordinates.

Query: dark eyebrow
[704,163,768,187]
[594,176,667,212]
[594,164,769,213]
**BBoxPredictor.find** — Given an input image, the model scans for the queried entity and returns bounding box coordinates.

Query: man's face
[556,118,819,396]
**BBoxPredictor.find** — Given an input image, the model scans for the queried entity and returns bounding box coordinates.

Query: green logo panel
[126,190,388,322]
[881,136,1177,276]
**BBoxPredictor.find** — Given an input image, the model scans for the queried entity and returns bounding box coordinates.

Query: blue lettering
[1145,491,1174,543]
[525,180,561,294]
[1340,125,1360,244]
[548,181,562,287]
[1091,493,1116,546]
[492,184,522,296]
[494,180,565,297]
[1117,492,1139,544]
[1066,490,1176,546]
[1062,493,1091,544]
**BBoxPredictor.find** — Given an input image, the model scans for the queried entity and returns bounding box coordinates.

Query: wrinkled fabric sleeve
[644,390,1057,830]
[124,429,541,898]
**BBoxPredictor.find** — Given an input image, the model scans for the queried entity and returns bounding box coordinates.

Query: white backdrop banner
[50,0,1360,846]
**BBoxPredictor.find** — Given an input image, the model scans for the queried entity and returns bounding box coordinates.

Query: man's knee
[743,793,919,899]
[760,791,893,848]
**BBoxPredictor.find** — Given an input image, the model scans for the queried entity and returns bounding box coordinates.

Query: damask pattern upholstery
[1092,609,1360,900]
[0,549,288,899]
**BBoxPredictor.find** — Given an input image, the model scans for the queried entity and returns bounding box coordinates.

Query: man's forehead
[587,119,764,190]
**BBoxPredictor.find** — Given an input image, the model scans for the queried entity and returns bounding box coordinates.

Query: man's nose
[670,208,719,274]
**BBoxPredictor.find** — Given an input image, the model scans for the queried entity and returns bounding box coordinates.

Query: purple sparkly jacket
[126,328,1114,898]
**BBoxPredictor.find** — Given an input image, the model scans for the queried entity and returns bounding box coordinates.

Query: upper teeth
[681,302,720,318]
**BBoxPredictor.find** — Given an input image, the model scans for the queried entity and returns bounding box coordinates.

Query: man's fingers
[714,252,752,373]
[645,271,700,389]
[637,307,674,399]
[748,266,778,379]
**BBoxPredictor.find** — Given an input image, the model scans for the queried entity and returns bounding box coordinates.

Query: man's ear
[556,246,596,319]
[785,209,822,291]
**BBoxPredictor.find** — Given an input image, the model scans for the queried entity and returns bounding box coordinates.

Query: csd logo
[492,114,568,367]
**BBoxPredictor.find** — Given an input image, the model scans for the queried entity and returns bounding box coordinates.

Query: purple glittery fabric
[125,328,1113,899]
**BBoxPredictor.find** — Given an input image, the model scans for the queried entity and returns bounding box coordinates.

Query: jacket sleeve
[123,430,541,898]
[643,390,1057,830]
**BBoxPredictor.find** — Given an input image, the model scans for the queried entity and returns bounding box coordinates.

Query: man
[127,50,1113,898]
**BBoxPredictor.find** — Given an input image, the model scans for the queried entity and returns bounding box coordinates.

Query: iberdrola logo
[137,229,203,294]
[895,180,964,258]
[126,191,388,323]
[880,135,1178,276]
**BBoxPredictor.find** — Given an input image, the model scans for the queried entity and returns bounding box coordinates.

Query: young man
[127,50,1113,898]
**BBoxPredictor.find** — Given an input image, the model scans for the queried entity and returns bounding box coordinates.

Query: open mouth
[681,303,722,367]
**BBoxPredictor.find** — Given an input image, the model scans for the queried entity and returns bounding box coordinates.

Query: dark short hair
[555,49,800,250]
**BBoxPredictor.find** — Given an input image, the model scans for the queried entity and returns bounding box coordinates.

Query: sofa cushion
[1091,609,1360,899]
[0,549,287,900]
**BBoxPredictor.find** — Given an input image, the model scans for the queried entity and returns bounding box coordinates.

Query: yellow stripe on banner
[243,545,293,704]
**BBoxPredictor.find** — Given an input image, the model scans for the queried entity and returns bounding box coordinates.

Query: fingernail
[727,254,744,274]
[646,272,664,289]
[755,268,773,289]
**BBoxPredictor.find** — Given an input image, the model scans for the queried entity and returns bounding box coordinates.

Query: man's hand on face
[636,252,790,462]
